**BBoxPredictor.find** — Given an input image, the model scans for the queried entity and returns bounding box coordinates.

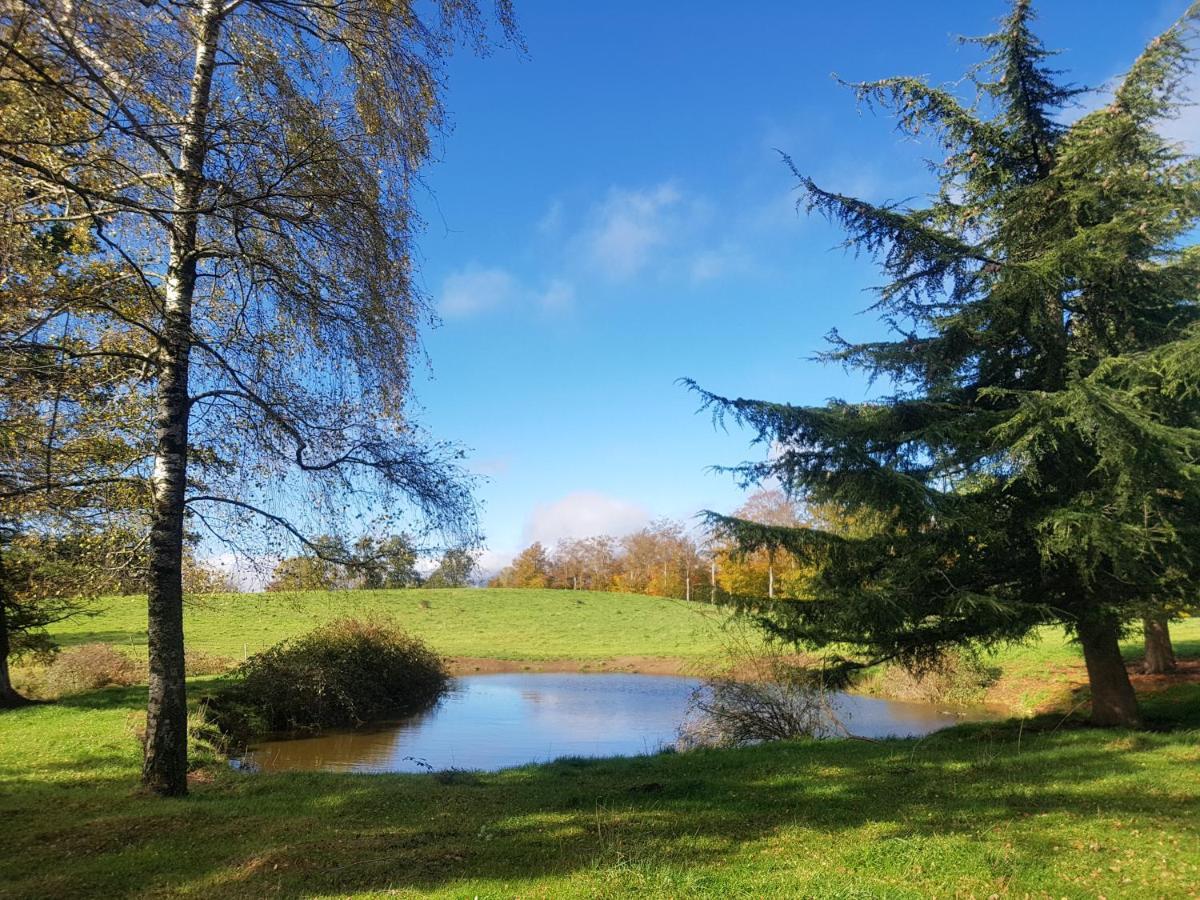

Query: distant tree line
[489,491,840,602]
[267,535,476,592]
[490,519,705,599]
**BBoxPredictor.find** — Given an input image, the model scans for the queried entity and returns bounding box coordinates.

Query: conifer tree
[691,0,1200,727]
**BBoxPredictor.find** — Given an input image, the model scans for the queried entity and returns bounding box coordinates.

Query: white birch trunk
[142,0,222,796]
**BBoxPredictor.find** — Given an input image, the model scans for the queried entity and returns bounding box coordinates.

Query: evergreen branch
[1112,3,1200,126]
[841,75,1007,156]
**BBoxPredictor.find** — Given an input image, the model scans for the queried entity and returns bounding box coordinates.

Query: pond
[239,673,996,774]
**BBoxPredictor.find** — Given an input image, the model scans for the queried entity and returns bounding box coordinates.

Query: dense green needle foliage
[691,0,1200,726]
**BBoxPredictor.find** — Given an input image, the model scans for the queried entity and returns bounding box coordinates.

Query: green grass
[44,587,1200,713]
[983,620,1200,713]
[1,681,1197,898]
[50,588,732,664]
[3,589,1199,896]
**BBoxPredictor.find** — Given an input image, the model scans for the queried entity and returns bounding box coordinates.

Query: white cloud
[688,243,754,283]
[439,265,575,318]
[439,266,519,318]
[473,548,515,580]
[537,198,565,236]
[537,278,575,312]
[523,491,650,546]
[414,554,441,577]
[584,183,684,280]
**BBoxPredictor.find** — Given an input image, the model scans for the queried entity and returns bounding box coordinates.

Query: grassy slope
[0,684,1197,898]
[45,587,1200,711]
[50,588,732,664]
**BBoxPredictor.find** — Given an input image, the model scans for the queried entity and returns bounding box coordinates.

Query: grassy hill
[42,587,1200,712]
[47,588,732,665]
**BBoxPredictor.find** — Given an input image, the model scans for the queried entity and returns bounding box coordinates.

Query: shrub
[44,643,143,695]
[218,617,449,734]
[184,648,235,677]
[867,650,1000,705]
[678,641,840,750]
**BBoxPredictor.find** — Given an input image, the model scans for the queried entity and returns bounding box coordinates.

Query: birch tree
[0,0,514,793]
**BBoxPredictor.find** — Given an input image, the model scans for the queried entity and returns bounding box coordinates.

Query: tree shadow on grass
[4,694,1199,898]
[53,629,148,649]
[1168,636,1200,659]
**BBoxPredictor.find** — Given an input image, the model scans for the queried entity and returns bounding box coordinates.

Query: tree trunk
[141,0,222,797]
[142,236,196,794]
[1077,617,1141,728]
[0,598,32,709]
[1142,615,1176,675]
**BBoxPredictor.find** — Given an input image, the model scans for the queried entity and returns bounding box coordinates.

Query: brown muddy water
[236,673,997,774]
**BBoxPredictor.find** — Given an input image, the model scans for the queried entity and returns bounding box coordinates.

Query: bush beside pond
[210,617,449,738]
[44,643,143,695]
[862,650,1000,705]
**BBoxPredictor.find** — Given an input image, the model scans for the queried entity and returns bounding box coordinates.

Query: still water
[240,673,993,774]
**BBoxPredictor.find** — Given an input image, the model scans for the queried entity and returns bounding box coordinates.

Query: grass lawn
[0,680,1197,898]
[48,588,732,666]
[2,590,1198,896]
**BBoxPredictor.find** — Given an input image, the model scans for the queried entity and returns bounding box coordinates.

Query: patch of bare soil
[1130,658,1200,692]
[990,658,1200,716]
[445,656,703,676]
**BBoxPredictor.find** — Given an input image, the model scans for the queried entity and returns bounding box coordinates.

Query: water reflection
[240,673,993,774]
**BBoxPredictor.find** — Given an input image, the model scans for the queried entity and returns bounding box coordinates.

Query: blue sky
[405,0,1196,572]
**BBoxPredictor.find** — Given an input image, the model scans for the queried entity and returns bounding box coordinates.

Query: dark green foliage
[423,547,477,588]
[267,533,425,591]
[215,617,449,736]
[0,527,140,702]
[691,1,1200,725]
[356,534,423,589]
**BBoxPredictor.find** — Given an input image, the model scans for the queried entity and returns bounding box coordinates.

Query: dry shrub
[679,637,842,749]
[45,643,143,695]
[871,650,998,705]
[185,648,235,676]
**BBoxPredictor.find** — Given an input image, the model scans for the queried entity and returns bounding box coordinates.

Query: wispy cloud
[439,265,576,318]
[537,278,575,312]
[439,266,519,318]
[523,491,650,546]
[472,548,516,580]
[688,242,754,284]
[537,198,565,236]
[444,179,777,319]
[582,182,688,280]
